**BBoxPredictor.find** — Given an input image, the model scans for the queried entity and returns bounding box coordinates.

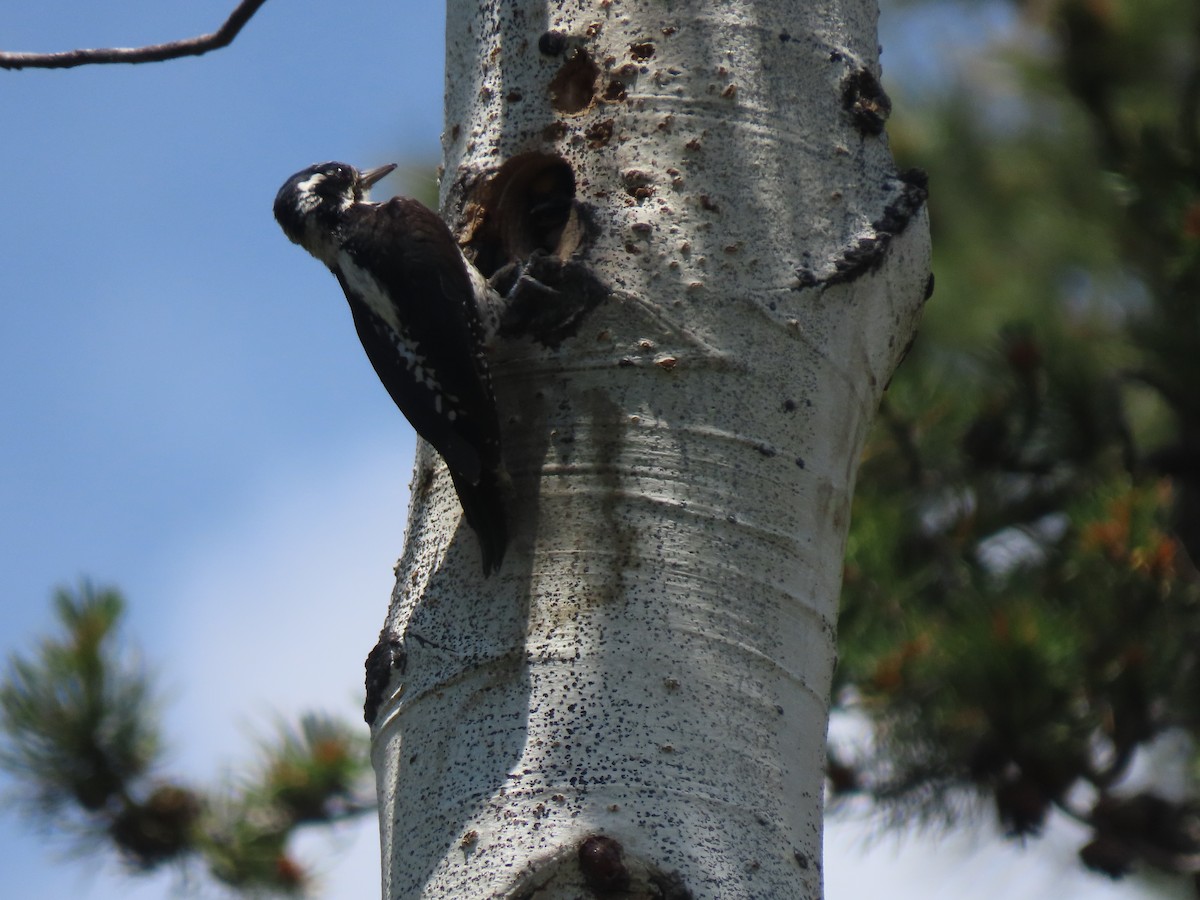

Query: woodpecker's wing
[333,198,501,485]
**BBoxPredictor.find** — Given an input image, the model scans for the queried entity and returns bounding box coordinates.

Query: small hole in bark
[585,119,615,147]
[603,79,628,102]
[550,49,601,114]
[578,835,629,892]
[630,41,655,61]
[538,31,569,56]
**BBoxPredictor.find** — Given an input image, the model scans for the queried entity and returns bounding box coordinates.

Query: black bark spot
[842,67,891,135]
[364,637,405,724]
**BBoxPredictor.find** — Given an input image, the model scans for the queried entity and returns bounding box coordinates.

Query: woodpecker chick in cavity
[273,161,507,574]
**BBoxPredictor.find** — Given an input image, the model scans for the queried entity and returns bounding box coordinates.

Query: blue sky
[0,2,1179,898]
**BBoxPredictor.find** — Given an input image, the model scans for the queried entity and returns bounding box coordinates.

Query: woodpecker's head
[273,161,396,264]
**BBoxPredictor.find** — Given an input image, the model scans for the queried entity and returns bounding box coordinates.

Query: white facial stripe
[292,172,327,215]
[295,172,325,193]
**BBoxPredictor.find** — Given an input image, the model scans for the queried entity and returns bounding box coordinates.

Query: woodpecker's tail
[450,465,509,576]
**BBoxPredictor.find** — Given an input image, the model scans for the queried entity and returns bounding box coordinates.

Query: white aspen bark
[370,1,930,897]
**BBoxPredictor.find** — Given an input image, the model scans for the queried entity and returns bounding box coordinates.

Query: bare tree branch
[0,0,269,71]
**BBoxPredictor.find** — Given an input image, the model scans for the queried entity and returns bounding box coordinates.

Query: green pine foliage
[0,584,161,820]
[836,0,1200,884]
[0,585,372,894]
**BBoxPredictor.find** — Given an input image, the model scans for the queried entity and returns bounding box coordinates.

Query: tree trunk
[370,1,929,897]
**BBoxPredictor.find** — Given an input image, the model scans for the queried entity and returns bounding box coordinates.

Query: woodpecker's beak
[359,163,397,190]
